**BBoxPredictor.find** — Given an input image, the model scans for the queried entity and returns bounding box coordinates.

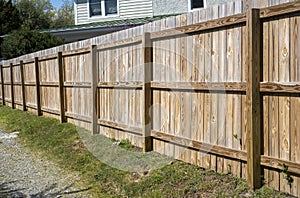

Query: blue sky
[51,0,64,9]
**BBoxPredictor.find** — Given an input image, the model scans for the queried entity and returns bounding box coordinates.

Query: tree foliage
[0,0,22,35]
[0,0,75,59]
[1,27,64,59]
[15,0,56,30]
[52,0,75,28]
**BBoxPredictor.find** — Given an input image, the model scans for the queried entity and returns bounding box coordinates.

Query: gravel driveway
[0,129,90,198]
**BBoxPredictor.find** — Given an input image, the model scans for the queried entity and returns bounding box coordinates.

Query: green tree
[1,27,64,59]
[15,0,55,30]
[0,0,22,35]
[52,0,75,28]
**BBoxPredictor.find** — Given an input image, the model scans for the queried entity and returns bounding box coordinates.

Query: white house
[46,0,231,43]
[74,0,231,25]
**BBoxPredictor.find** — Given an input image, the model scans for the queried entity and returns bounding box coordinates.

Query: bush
[1,27,64,59]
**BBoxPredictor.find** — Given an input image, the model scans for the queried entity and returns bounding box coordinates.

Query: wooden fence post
[246,8,263,189]
[142,32,153,152]
[20,61,26,111]
[35,57,42,116]
[91,45,98,134]
[0,64,4,105]
[10,63,15,109]
[58,52,66,123]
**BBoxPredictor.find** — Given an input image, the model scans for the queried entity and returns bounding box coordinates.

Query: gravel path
[0,129,90,198]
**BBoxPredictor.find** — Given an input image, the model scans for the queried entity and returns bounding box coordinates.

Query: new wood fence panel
[261,12,300,195]
[2,66,11,106]
[63,53,91,130]
[39,58,60,116]
[23,62,37,113]
[11,64,23,109]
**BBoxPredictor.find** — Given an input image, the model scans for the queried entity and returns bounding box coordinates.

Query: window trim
[188,0,206,11]
[88,0,119,19]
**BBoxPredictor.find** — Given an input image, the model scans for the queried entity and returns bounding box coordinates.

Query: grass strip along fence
[0,104,293,197]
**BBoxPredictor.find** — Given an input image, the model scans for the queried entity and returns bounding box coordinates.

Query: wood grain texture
[142,32,153,152]
[10,63,15,109]
[260,1,300,19]
[246,9,262,189]
[20,61,26,111]
[35,58,42,116]
[150,13,247,40]
[91,45,98,134]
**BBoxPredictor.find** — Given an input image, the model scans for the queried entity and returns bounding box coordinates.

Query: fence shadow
[0,181,91,197]
[0,181,26,197]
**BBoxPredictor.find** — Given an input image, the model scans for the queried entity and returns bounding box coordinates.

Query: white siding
[76,3,89,24]
[75,0,153,25]
[119,0,153,18]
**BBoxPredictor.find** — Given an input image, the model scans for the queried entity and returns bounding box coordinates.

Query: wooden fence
[1,0,300,196]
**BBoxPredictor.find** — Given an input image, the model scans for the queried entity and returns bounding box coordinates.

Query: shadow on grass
[0,181,91,197]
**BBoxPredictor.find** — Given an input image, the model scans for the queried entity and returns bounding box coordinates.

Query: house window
[89,0,118,17]
[190,0,204,10]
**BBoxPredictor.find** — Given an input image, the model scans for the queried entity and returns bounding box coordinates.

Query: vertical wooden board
[180,13,193,164]
[156,32,164,155]
[218,3,229,174]
[168,18,176,158]
[152,37,159,152]
[262,10,272,186]
[98,51,105,135]
[189,12,199,166]
[196,90,205,166]
[266,14,277,189]
[118,34,124,140]
[290,14,300,197]
[190,91,198,165]
[210,5,220,173]
[173,91,181,160]
[159,19,167,155]
[178,14,188,161]
[278,17,291,194]
[278,94,291,193]
[203,30,212,170]
[163,19,172,157]
[231,1,243,178]
[112,44,119,141]
[290,96,300,197]
[131,30,137,135]
[196,10,207,168]
[225,25,234,176]
[106,46,112,137]
[125,31,133,142]
[268,95,280,191]
[232,29,243,178]
[182,91,191,163]
[152,21,162,153]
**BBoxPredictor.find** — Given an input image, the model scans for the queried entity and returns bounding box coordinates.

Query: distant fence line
[1,0,300,197]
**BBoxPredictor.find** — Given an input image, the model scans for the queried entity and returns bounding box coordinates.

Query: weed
[281,163,294,187]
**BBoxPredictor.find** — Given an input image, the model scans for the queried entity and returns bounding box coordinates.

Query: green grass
[0,104,292,197]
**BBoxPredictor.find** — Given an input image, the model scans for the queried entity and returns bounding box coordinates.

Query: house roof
[47,15,178,33]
